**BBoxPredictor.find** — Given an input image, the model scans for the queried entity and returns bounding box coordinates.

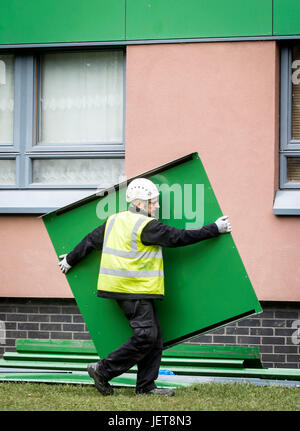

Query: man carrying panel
[58,178,231,396]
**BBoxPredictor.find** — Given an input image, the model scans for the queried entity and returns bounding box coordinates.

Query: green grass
[0,382,299,411]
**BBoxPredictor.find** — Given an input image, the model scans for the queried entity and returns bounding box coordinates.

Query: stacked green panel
[1,339,300,382]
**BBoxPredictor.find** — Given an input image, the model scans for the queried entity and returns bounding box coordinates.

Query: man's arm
[61,222,106,270]
[141,220,220,247]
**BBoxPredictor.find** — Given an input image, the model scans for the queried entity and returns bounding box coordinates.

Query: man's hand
[215,216,232,234]
[58,254,72,274]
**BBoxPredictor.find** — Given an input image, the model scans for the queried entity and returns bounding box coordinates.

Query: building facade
[0,1,300,368]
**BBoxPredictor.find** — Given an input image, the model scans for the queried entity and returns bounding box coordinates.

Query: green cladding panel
[0,0,125,45]
[126,0,272,40]
[274,0,300,36]
[42,153,262,358]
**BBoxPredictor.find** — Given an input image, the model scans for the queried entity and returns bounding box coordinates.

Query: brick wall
[0,298,91,358]
[0,298,299,369]
[194,301,300,368]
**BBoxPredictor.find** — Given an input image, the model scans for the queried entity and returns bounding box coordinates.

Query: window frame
[0,47,125,192]
[280,44,300,188]
[0,53,16,151]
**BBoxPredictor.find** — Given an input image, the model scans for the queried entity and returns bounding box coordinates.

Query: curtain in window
[287,157,300,182]
[0,159,15,184]
[32,158,124,187]
[292,46,300,140]
[39,51,123,144]
[0,55,14,145]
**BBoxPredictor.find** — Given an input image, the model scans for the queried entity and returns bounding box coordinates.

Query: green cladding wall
[274,0,300,36]
[2,0,300,45]
[126,0,272,40]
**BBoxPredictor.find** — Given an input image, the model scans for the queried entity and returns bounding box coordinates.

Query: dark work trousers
[97,299,163,393]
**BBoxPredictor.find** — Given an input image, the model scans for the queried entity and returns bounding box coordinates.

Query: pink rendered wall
[0,215,73,298]
[125,41,300,302]
[1,41,299,302]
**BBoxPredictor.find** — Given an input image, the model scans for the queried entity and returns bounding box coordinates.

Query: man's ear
[137,199,148,209]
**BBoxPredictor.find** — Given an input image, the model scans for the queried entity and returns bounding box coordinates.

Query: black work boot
[87,362,114,396]
[136,388,175,396]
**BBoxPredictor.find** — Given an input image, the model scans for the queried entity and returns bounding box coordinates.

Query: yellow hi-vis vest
[97,211,164,297]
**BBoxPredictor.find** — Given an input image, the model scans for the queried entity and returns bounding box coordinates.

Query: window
[0,49,125,212]
[0,55,16,187]
[0,55,14,146]
[280,45,300,188]
[274,44,300,214]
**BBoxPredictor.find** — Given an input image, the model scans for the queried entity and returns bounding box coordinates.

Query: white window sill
[273,190,300,215]
[0,189,97,214]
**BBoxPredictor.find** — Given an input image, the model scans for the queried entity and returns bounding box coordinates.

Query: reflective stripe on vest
[97,211,164,296]
[100,268,164,278]
[102,214,163,260]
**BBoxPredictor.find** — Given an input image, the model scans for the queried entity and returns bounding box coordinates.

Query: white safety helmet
[126,178,159,203]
